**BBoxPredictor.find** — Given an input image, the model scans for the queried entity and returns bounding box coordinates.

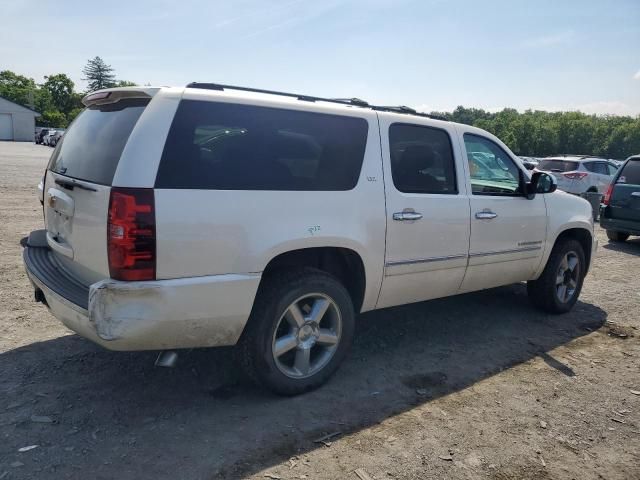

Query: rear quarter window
[48,98,149,185]
[617,160,640,185]
[155,100,369,191]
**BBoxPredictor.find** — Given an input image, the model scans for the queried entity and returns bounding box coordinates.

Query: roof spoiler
[82,87,160,107]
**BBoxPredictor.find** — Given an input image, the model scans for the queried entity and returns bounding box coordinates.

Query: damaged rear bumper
[22,231,260,351]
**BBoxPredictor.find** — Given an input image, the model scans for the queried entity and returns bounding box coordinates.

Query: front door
[459,131,547,293]
[377,116,470,309]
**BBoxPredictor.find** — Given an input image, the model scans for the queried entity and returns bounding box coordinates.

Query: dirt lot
[0,141,638,480]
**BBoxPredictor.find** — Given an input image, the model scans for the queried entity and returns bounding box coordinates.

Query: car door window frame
[388,122,459,195]
[463,133,526,197]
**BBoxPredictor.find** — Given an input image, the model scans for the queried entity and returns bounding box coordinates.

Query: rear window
[155,100,369,190]
[617,160,640,185]
[537,159,578,172]
[48,98,149,185]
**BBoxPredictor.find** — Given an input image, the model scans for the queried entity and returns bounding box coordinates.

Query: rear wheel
[527,239,585,314]
[606,230,629,242]
[238,268,355,395]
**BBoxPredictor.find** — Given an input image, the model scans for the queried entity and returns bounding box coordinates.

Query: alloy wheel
[271,293,342,379]
[555,251,580,303]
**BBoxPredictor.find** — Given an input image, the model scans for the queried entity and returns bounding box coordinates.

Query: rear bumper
[599,207,640,235]
[23,231,260,351]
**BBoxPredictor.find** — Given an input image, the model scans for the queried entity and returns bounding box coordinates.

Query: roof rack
[185,82,446,121]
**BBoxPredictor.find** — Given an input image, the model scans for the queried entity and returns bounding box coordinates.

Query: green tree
[82,56,116,92]
[0,70,38,108]
[43,73,75,113]
[116,80,137,87]
[40,110,67,128]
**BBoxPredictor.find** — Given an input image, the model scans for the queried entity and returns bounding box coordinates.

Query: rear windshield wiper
[54,178,97,192]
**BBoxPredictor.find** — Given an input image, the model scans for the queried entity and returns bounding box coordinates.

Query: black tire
[606,230,629,242]
[527,239,586,314]
[238,268,355,396]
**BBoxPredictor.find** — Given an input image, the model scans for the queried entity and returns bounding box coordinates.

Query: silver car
[535,156,619,194]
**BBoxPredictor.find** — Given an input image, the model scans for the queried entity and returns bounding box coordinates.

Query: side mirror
[526,172,557,199]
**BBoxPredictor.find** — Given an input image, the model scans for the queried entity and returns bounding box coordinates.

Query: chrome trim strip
[517,240,543,246]
[469,246,542,258]
[385,254,468,267]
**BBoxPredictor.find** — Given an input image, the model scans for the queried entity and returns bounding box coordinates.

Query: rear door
[609,158,640,222]
[377,115,470,309]
[44,96,151,283]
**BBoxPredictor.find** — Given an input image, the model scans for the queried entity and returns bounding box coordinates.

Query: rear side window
[156,100,369,190]
[49,98,149,185]
[618,160,640,185]
[537,160,578,172]
[389,124,457,194]
[585,162,608,175]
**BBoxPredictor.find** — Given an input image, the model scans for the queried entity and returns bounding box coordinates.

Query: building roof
[0,95,41,116]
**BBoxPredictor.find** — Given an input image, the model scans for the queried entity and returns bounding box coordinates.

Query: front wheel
[606,230,629,242]
[238,268,355,395]
[527,239,586,314]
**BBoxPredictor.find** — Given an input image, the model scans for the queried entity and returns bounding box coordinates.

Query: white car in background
[535,156,619,194]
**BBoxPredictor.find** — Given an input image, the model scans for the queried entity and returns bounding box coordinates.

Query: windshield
[49,98,149,185]
[537,159,579,172]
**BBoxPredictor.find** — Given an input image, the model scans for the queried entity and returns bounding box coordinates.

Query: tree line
[1,58,639,158]
[431,106,639,159]
[0,57,135,129]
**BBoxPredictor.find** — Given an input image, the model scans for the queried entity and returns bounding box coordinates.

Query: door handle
[475,210,498,220]
[393,211,423,221]
[631,192,640,197]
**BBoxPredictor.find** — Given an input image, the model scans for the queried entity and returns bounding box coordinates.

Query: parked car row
[34,128,64,147]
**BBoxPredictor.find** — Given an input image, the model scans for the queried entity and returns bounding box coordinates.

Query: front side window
[607,163,619,175]
[156,100,369,191]
[389,124,457,194]
[464,134,522,195]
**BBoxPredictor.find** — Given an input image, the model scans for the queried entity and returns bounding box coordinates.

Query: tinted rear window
[537,160,578,172]
[156,100,369,190]
[389,124,457,194]
[48,98,149,185]
[618,160,640,185]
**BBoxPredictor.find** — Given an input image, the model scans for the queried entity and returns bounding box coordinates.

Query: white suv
[23,84,597,395]
[535,156,619,194]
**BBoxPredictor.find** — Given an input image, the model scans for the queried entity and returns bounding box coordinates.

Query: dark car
[35,128,50,144]
[600,155,640,242]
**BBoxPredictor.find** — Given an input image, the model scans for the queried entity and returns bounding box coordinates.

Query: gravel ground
[0,141,638,480]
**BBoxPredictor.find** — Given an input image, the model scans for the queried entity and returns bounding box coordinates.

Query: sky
[1,0,639,115]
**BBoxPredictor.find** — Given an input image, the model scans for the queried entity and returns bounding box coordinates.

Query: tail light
[107,188,155,281]
[563,172,589,180]
[602,183,614,205]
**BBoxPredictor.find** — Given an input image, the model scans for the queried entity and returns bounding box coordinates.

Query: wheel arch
[259,246,368,313]
[537,226,594,278]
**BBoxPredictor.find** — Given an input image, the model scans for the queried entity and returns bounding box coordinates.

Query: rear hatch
[536,159,580,192]
[608,158,640,222]
[44,93,151,284]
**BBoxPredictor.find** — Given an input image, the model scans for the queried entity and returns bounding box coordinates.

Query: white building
[0,96,41,141]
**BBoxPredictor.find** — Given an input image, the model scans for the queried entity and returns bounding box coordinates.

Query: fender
[533,191,594,279]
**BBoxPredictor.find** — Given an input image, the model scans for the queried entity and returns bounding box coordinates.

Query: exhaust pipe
[155,350,178,368]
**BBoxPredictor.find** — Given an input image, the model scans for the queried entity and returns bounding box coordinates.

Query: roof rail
[185,82,446,121]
